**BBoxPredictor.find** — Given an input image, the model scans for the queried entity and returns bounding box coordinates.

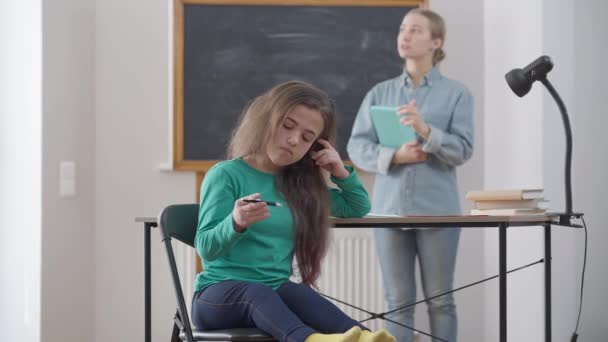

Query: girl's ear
[310,141,323,152]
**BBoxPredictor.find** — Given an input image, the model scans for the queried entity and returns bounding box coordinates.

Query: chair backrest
[159,203,275,341]
[159,204,199,342]
[159,203,199,247]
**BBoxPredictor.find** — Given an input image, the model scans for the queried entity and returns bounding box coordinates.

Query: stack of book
[465,189,549,215]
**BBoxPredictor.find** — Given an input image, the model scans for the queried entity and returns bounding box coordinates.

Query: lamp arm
[540,77,573,219]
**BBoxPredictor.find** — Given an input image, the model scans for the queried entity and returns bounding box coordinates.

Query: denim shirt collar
[400,65,441,88]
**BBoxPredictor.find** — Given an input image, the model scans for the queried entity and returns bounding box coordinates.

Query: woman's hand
[232,193,269,232]
[398,99,431,140]
[392,141,427,165]
[310,139,349,179]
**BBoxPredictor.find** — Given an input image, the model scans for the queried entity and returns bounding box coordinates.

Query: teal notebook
[370,106,416,149]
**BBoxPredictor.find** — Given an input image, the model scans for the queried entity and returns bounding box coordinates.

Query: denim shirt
[347,66,474,215]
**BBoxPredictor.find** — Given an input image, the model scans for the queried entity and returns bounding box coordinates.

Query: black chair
[159,204,276,342]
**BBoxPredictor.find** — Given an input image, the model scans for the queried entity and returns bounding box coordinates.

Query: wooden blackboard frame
[173,0,427,171]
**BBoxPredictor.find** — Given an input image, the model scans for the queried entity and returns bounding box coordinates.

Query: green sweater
[194,158,371,292]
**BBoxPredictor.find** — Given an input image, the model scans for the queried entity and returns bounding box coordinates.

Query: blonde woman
[347,9,474,342]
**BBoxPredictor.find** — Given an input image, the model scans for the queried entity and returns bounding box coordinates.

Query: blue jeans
[374,228,460,342]
[192,280,366,342]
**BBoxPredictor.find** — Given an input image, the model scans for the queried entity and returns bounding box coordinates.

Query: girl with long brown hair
[192,81,394,342]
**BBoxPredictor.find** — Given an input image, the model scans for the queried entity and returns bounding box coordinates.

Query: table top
[329,214,557,228]
[136,214,558,228]
[135,217,157,223]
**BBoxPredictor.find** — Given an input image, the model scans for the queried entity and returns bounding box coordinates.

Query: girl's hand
[310,139,349,179]
[232,193,269,232]
[392,141,427,165]
[398,99,431,140]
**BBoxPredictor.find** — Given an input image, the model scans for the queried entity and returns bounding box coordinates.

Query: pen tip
[276,202,282,207]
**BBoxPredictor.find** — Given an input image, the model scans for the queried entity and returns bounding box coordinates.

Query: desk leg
[544,223,552,342]
[499,223,508,342]
[144,222,152,342]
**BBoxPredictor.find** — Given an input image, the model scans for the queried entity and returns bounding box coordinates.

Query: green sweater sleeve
[329,166,371,218]
[195,164,246,261]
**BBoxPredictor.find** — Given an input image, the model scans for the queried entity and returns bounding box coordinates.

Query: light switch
[59,161,76,198]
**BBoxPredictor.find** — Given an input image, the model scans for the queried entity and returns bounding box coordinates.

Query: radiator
[316,229,386,331]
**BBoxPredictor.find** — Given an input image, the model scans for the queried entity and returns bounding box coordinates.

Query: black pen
[243,199,282,207]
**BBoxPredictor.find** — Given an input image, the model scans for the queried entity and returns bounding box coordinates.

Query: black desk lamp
[505,55,582,226]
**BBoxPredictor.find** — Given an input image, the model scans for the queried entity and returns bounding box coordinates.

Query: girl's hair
[408,8,447,65]
[227,80,336,286]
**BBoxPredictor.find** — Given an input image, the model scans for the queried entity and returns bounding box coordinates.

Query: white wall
[40,0,96,341]
[95,0,195,341]
[570,1,608,340]
[484,0,545,341]
[0,1,42,341]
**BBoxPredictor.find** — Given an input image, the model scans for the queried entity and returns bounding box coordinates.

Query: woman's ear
[432,37,443,51]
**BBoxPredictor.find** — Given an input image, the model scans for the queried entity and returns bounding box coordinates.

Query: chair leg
[171,321,181,342]
[172,309,184,342]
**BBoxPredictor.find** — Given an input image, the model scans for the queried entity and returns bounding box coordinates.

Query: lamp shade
[505,55,554,97]
[505,68,532,97]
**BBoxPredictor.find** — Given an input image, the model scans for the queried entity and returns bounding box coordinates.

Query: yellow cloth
[359,329,396,342]
[305,326,362,342]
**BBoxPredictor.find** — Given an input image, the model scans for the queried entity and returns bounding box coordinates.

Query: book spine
[475,199,540,210]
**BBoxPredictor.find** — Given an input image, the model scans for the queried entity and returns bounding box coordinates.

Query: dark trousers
[192,280,366,342]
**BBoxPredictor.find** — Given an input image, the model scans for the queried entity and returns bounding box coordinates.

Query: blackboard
[174,0,424,170]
